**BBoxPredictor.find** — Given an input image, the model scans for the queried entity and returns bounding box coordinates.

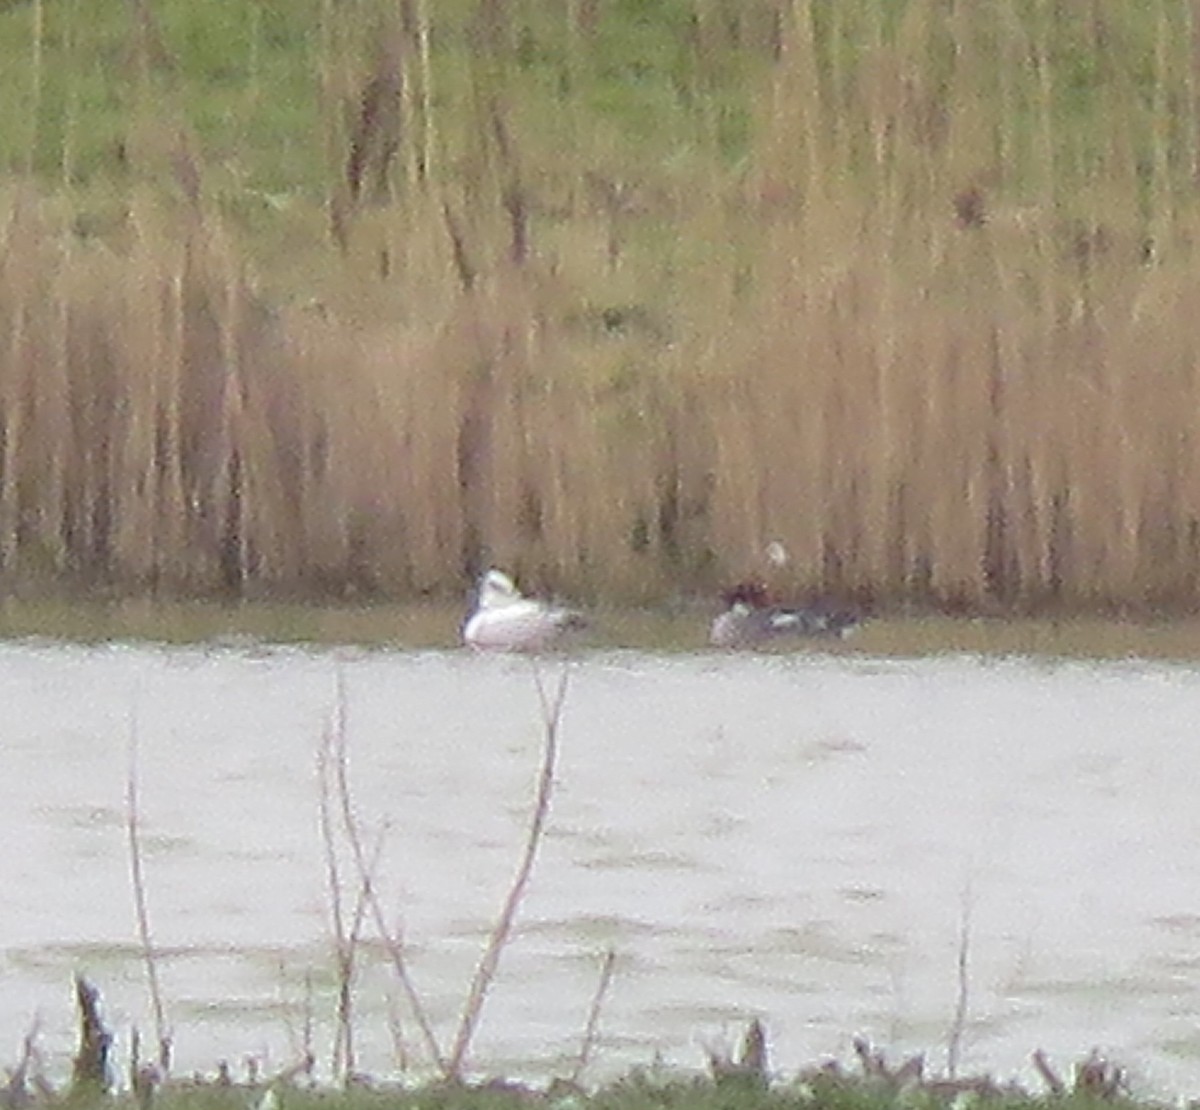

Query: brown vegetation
[2,3,1200,613]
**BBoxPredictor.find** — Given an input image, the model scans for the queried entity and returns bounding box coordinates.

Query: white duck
[462,568,587,652]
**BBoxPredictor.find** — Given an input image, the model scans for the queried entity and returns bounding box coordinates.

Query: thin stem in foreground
[946,884,972,1079]
[570,947,616,1086]
[126,707,170,1073]
[329,663,447,1073]
[317,711,357,1082]
[320,671,393,1084]
[446,660,571,1078]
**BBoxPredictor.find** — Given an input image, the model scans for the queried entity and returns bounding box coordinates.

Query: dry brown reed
[4,4,1200,613]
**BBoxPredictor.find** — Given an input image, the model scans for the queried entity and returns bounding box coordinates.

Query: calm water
[3,640,1200,1095]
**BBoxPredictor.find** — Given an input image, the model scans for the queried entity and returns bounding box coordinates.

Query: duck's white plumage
[463,569,586,652]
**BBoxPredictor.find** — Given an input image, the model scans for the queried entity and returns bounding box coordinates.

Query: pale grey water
[3,641,1200,1095]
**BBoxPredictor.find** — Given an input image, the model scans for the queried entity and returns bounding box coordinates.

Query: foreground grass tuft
[46,1070,1148,1110]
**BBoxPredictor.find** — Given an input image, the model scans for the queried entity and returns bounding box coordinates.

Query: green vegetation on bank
[0,2,1199,612]
[41,984,1153,1110]
[30,1077,1153,1110]
[6,597,1200,662]
[54,1078,1145,1110]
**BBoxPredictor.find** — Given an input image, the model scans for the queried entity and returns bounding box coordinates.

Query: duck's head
[720,581,771,610]
[475,568,522,611]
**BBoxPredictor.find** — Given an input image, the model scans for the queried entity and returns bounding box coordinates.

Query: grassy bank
[36,977,1152,1110]
[7,596,1200,660]
[26,1013,1152,1110]
[48,1073,1147,1110]
[0,2,1199,613]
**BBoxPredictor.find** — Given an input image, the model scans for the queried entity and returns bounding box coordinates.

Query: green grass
[0,1,1185,248]
[3,594,1200,662]
[44,1071,1156,1110]
[0,0,767,225]
[0,0,322,189]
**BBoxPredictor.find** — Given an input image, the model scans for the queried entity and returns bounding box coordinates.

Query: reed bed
[0,1,1198,612]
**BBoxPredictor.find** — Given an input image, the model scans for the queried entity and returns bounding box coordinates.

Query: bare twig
[126,709,170,1073]
[738,1018,769,1081]
[327,664,446,1072]
[302,969,314,1075]
[445,661,571,1078]
[130,1025,160,1110]
[385,990,410,1075]
[1032,1048,1066,1096]
[323,670,394,1084]
[847,1038,926,1090]
[339,823,385,1071]
[947,885,972,1079]
[71,976,111,1092]
[317,687,373,1084]
[316,711,347,1078]
[569,948,616,1085]
[1034,1048,1126,1101]
[705,1018,769,1086]
[129,1025,140,1094]
[1074,1049,1127,1100]
[3,1017,44,1108]
[853,1035,887,1078]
